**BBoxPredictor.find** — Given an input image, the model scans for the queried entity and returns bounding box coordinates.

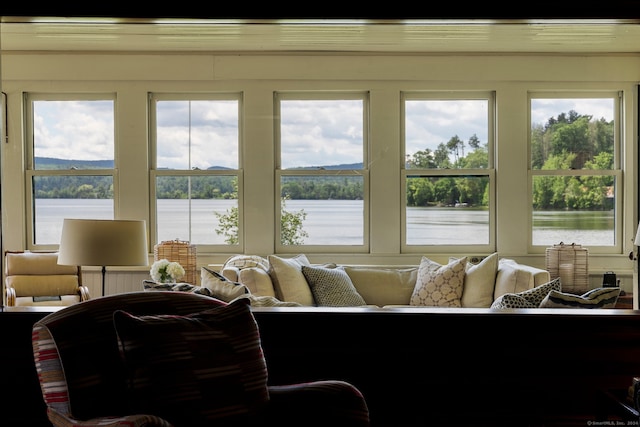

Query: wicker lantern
[153,239,197,285]
[545,242,589,294]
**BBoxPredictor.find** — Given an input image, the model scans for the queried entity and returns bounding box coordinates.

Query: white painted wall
[1,52,639,294]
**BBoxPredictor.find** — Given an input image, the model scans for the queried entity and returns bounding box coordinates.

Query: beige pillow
[239,267,276,297]
[344,266,417,306]
[459,253,498,308]
[410,257,467,307]
[267,254,314,305]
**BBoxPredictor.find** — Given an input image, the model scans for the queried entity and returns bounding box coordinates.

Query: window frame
[25,92,117,250]
[274,91,370,253]
[400,91,497,253]
[527,91,623,254]
[149,92,244,252]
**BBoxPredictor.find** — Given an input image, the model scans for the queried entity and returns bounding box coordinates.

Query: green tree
[280,195,309,245]
[214,182,308,245]
[446,135,465,164]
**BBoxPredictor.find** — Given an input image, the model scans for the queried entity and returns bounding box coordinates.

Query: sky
[33,97,615,170]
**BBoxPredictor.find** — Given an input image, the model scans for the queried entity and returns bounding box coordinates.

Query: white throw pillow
[459,253,498,308]
[410,257,467,307]
[267,254,314,306]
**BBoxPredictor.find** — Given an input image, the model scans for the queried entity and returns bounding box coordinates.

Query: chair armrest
[78,286,91,301]
[6,287,15,306]
[267,380,370,426]
[46,407,174,427]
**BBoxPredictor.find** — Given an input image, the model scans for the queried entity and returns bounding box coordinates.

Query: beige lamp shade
[58,219,149,267]
[635,222,640,246]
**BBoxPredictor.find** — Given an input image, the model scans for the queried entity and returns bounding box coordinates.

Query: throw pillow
[491,277,561,309]
[455,253,499,308]
[201,267,249,303]
[238,267,277,297]
[410,257,467,307]
[344,266,417,306]
[267,254,314,305]
[143,280,231,300]
[301,265,367,307]
[540,287,621,309]
[113,298,269,426]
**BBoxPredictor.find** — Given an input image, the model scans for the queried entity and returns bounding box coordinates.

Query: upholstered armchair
[32,291,370,427]
[5,250,90,306]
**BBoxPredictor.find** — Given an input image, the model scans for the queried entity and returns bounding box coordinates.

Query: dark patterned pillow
[113,298,269,426]
[491,293,537,309]
[491,278,561,309]
[540,287,621,309]
[301,265,367,307]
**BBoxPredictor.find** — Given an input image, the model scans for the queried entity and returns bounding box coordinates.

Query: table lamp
[58,219,149,297]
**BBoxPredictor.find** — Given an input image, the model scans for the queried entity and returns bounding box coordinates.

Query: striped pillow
[540,287,621,309]
[113,298,269,426]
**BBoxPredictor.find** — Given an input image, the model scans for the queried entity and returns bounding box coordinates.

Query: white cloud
[34,96,615,170]
[405,99,489,156]
[34,100,114,161]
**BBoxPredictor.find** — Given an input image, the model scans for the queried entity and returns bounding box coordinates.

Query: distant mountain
[35,157,363,170]
[287,162,363,170]
[35,157,115,169]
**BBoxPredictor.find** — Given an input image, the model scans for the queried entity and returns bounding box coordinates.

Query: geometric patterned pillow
[301,265,367,307]
[113,298,269,425]
[491,277,561,309]
[490,293,538,309]
[410,256,467,307]
[540,287,621,309]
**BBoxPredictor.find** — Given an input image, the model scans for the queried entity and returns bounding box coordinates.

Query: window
[402,93,495,251]
[529,93,621,251]
[275,93,368,251]
[150,94,241,249]
[25,94,116,248]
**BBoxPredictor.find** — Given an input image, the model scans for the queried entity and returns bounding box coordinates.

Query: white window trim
[400,91,496,253]
[274,91,370,253]
[527,91,623,254]
[149,92,244,252]
[25,93,117,250]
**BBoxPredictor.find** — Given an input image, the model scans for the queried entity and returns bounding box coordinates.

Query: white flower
[150,259,185,283]
[166,261,185,281]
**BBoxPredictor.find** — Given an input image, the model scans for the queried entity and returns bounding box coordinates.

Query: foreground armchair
[32,291,369,427]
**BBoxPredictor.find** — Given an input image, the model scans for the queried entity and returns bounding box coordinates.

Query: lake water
[34,198,614,246]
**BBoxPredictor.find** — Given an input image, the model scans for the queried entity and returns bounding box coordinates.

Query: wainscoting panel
[81,269,151,297]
